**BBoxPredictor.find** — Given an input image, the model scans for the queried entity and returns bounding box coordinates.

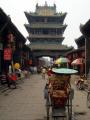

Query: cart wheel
[67,89,73,120]
[46,99,50,119]
[53,117,58,120]
[53,117,57,120]
[46,105,49,119]
[68,114,72,120]
[67,99,72,120]
[68,104,72,120]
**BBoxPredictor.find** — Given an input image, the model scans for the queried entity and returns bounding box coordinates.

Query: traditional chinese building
[64,18,90,77]
[0,8,31,74]
[80,19,90,77]
[24,2,73,66]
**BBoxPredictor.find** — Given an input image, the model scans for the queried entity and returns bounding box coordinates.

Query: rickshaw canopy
[52,68,78,75]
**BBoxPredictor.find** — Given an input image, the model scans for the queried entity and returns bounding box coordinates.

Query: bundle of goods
[48,74,70,107]
[49,75,70,90]
[52,90,67,107]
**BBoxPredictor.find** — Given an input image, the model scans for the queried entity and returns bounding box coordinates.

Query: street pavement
[0,74,46,120]
[71,75,90,120]
[0,74,90,120]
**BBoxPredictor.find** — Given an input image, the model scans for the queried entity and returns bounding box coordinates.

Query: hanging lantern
[7,33,14,43]
[29,60,32,65]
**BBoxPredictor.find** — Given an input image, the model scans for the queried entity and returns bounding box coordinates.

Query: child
[8,73,17,89]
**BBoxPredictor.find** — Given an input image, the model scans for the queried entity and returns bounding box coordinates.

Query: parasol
[52,68,78,75]
[71,58,83,65]
[54,57,70,64]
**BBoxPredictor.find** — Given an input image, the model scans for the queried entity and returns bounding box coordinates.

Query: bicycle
[75,79,85,90]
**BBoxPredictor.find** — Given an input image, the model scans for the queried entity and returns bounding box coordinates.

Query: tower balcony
[29,34,64,38]
[26,23,67,29]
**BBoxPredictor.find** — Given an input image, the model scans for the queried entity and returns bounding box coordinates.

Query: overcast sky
[0,0,90,48]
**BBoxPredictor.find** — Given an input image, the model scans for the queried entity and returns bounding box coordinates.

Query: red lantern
[29,60,32,65]
[7,33,14,43]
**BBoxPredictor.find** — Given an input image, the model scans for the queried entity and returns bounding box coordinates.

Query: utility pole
[85,38,87,78]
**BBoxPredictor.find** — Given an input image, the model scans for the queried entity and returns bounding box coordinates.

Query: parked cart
[44,68,78,120]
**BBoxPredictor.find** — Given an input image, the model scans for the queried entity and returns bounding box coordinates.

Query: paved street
[0,74,90,120]
[0,74,47,120]
[71,75,90,120]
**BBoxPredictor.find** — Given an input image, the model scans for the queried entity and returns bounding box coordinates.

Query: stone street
[0,74,90,120]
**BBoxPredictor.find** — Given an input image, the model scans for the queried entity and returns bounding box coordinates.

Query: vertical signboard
[4,48,12,60]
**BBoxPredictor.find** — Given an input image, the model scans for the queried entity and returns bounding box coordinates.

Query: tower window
[43,29,48,34]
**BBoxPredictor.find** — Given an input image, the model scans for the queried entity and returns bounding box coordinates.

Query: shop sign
[4,48,12,60]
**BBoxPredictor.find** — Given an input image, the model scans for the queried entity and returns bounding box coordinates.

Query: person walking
[41,67,46,79]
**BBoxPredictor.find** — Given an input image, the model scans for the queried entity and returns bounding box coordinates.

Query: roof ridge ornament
[36,3,38,8]
[45,1,48,6]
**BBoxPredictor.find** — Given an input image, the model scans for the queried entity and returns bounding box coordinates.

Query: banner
[4,48,12,60]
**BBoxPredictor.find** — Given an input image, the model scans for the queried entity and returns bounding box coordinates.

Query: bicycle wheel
[87,92,90,108]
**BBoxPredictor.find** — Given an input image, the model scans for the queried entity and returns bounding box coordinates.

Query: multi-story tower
[24,2,73,64]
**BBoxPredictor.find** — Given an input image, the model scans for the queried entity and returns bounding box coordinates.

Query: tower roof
[25,23,67,29]
[25,2,67,17]
[29,43,73,51]
[35,2,56,16]
[80,19,90,37]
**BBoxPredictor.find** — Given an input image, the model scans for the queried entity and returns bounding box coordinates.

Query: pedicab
[44,68,78,120]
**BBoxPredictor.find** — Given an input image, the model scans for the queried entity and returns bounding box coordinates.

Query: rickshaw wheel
[46,99,50,120]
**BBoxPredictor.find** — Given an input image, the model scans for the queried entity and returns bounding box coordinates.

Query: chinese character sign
[4,48,12,60]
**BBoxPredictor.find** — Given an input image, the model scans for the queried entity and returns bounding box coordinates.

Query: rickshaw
[44,68,78,120]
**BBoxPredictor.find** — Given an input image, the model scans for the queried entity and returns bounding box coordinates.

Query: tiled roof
[80,19,90,37]
[25,23,67,29]
[25,11,67,17]
[29,44,73,50]
[65,46,85,55]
